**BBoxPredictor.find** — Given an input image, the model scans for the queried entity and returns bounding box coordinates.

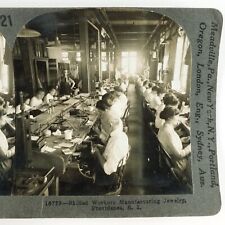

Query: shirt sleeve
[44,94,49,104]
[103,136,127,175]
[103,154,120,175]
[166,131,191,159]
[30,97,36,107]
[0,146,15,160]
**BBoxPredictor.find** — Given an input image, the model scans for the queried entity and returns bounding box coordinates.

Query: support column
[79,15,90,93]
[97,30,102,81]
[114,48,121,80]
[106,40,110,80]
[18,38,36,95]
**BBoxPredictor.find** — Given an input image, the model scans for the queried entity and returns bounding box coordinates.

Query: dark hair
[163,93,179,106]
[109,90,120,98]
[36,88,45,95]
[148,82,154,88]
[96,100,106,111]
[156,87,165,95]
[143,80,149,86]
[48,86,56,92]
[114,86,123,93]
[0,97,5,107]
[117,78,122,84]
[151,86,159,92]
[160,106,180,120]
[102,92,116,108]
[98,82,103,88]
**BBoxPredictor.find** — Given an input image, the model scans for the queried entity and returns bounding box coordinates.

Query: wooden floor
[121,83,191,195]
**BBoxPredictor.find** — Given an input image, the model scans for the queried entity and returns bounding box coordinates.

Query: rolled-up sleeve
[103,155,119,175]
[0,146,15,160]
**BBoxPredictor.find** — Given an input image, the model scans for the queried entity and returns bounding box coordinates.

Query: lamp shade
[17,26,41,38]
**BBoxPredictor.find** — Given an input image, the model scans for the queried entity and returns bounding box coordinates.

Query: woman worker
[155,93,179,129]
[157,106,191,180]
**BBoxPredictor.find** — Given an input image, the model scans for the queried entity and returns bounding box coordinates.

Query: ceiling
[26,8,172,50]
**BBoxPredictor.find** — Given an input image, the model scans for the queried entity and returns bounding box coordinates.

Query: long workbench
[15,95,99,195]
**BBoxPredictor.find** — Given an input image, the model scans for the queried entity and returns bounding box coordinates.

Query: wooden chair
[157,140,191,188]
[122,103,130,133]
[104,149,130,196]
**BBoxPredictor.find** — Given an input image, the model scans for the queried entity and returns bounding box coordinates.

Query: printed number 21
[0,15,12,27]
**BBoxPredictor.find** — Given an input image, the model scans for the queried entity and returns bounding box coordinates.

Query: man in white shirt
[100,108,122,143]
[44,87,56,104]
[0,109,15,178]
[113,87,128,118]
[140,80,149,95]
[119,81,128,93]
[30,89,45,109]
[97,83,107,98]
[93,117,129,188]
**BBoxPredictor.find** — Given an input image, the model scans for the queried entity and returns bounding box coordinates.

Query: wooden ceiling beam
[110,20,160,26]
[112,25,159,33]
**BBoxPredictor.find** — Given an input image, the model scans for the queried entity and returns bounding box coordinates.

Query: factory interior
[0,8,192,196]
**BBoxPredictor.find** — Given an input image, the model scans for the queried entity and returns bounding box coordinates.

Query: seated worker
[44,87,57,104]
[92,117,129,191]
[99,92,123,143]
[113,86,128,117]
[117,78,128,93]
[57,70,75,96]
[104,91,124,119]
[0,97,15,135]
[15,97,31,114]
[92,99,108,137]
[157,106,191,179]
[123,78,129,91]
[0,97,12,115]
[30,89,45,109]
[140,80,149,95]
[0,108,15,180]
[148,86,165,111]
[97,82,107,98]
[155,93,179,129]
[144,82,154,103]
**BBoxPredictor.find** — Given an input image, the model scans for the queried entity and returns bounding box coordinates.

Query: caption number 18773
[0,15,13,27]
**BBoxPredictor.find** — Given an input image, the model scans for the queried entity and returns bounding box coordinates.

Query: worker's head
[160,106,180,127]
[117,78,122,85]
[49,87,56,96]
[143,80,149,87]
[163,93,179,107]
[148,82,154,89]
[102,92,118,109]
[98,82,103,88]
[36,89,45,100]
[114,86,124,93]
[96,100,107,112]
[156,86,166,99]
[151,85,159,94]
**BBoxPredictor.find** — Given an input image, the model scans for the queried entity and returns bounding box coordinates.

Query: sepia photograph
[0,8,192,196]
